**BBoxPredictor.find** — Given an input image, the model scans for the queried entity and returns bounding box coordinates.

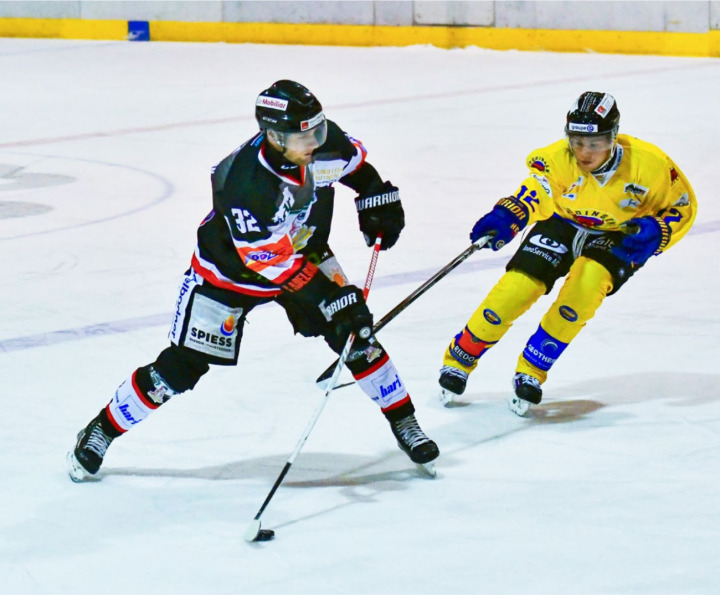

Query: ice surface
[1,38,719,594]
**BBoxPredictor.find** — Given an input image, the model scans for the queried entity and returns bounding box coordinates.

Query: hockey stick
[315,235,491,389]
[243,236,383,543]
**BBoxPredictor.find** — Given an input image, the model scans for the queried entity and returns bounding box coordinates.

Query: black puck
[254,529,275,542]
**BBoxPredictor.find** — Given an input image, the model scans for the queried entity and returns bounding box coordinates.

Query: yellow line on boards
[0,18,718,57]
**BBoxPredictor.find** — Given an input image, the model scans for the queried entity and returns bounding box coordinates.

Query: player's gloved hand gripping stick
[315,235,492,389]
[243,236,383,543]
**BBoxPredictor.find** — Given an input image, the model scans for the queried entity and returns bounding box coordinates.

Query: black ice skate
[390,414,439,477]
[66,415,116,482]
[510,373,542,417]
[438,365,469,406]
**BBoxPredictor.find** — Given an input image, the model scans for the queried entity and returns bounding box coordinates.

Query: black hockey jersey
[191,120,369,297]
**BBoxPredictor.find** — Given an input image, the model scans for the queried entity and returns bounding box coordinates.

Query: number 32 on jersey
[232,208,261,234]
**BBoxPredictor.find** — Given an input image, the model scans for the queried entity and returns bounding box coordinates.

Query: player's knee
[471,269,546,338]
[555,258,613,323]
[572,258,612,307]
[136,345,210,398]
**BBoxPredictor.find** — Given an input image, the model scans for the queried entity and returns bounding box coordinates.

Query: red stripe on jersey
[352,139,368,164]
[352,353,390,380]
[191,254,282,297]
[236,234,297,278]
[104,404,127,434]
[131,370,159,410]
[272,256,307,285]
[381,395,411,414]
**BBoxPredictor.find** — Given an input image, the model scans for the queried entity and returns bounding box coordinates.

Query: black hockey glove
[282,260,373,344]
[470,196,530,250]
[611,216,670,267]
[320,284,374,344]
[355,181,405,250]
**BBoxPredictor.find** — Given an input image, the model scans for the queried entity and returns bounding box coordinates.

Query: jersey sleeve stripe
[339,136,368,178]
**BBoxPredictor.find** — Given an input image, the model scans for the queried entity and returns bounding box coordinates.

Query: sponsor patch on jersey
[623,182,648,197]
[483,309,502,325]
[256,96,288,111]
[312,159,347,185]
[673,192,690,207]
[619,198,641,209]
[562,176,584,201]
[246,249,279,262]
[528,156,550,173]
[558,305,579,322]
[531,173,553,197]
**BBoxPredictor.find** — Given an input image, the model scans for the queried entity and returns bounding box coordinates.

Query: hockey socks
[351,353,410,411]
[444,326,496,371]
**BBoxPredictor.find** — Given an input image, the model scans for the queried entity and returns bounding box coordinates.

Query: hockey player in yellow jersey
[438,91,696,415]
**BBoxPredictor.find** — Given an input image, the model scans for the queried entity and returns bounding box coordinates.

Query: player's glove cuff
[470,196,530,250]
[355,181,405,250]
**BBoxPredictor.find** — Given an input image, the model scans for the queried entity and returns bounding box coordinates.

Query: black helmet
[565,92,620,137]
[255,80,324,134]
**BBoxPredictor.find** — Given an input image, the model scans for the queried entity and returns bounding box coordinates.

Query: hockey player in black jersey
[67,80,439,481]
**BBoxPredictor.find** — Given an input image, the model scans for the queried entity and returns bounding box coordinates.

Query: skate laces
[440,366,468,381]
[393,415,430,449]
[514,373,541,390]
[82,422,112,458]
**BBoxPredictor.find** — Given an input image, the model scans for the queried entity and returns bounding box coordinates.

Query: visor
[567,132,614,152]
[276,117,327,151]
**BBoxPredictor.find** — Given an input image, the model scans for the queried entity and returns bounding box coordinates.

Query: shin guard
[444,326,496,371]
[105,367,177,433]
[353,353,410,413]
[517,325,569,384]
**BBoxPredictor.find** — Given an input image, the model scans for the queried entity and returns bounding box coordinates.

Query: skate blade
[417,461,437,478]
[66,450,94,483]
[508,396,531,417]
[439,388,455,407]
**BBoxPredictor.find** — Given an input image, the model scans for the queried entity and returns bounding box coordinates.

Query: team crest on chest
[565,207,619,229]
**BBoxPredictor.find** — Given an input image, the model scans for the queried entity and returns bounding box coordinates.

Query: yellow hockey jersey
[514,134,696,250]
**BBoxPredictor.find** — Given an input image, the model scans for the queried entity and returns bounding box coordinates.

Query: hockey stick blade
[315,237,490,389]
[243,519,275,542]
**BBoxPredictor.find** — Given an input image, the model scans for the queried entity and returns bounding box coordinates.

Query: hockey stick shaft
[315,236,491,387]
[244,237,383,538]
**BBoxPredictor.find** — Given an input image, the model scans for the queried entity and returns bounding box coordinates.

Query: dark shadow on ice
[103,450,430,487]
[450,371,720,413]
[430,371,720,464]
